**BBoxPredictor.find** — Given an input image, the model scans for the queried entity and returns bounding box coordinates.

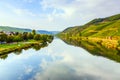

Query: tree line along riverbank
[0,30,54,54]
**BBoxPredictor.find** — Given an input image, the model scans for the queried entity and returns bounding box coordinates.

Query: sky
[0,0,120,31]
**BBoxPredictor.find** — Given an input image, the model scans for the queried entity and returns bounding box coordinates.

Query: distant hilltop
[0,26,59,35]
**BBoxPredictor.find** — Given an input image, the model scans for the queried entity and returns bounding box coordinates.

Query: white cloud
[1,3,37,17]
[13,8,26,15]
[39,0,120,30]
[24,65,33,74]
[0,0,120,30]
[30,47,120,80]
[12,8,36,16]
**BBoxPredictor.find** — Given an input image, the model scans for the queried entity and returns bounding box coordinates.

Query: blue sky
[0,0,120,31]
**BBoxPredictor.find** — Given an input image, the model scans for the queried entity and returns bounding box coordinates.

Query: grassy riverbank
[0,40,43,54]
[60,36,120,50]
[81,37,119,49]
[0,29,54,54]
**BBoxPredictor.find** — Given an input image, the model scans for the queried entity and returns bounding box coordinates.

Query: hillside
[59,14,120,38]
[0,26,31,32]
[0,26,59,35]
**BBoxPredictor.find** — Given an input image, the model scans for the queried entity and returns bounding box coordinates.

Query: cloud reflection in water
[0,39,120,80]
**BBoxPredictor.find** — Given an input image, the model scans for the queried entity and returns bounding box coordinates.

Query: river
[0,39,120,80]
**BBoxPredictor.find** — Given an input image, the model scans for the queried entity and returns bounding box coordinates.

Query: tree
[34,34,40,40]
[14,32,19,35]
[41,35,47,41]
[32,30,36,35]
[22,32,28,40]
[27,33,33,39]
[13,35,22,43]
[6,35,14,43]
[0,33,7,43]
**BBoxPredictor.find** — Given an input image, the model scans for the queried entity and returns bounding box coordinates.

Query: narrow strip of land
[0,40,43,54]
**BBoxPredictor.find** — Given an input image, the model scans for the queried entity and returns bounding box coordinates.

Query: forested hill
[0,26,31,32]
[59,14,120,38]
[0,26,59,35]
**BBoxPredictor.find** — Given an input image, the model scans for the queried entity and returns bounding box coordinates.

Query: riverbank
[60,36,120,50]
[0,40,44,54]
[81,37,119,49]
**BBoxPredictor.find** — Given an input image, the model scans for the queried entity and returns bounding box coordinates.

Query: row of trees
[0,30,53,44]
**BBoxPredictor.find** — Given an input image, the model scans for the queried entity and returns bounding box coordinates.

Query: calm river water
[0,39,120,80]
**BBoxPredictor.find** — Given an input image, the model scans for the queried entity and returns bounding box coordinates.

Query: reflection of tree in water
[0,54,8,60]
[24,47,30,51]
[32,44,42,51]
[13,48,23,55]
[61,38,120,63]
[0,42,49,60]
[32,42,48,51]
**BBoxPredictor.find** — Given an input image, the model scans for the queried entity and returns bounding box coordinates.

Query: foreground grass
[0,40,43,54]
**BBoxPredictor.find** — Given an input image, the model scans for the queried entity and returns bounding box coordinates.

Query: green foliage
[85,14,120,25]
[0,33,7,42]
[0,26,31,32]
[105,14,120,21]
[34,34,41,41]
[6,35,14,43]
[0,29,54,55]
[32,30,36,35]
[13,35,23,42]
[33,34,53,42]
[59,14,120,38]
[0,39,51,55]
[0,28,54,44]
[85,18,104,25]
[22,32,28,40]
[27,33,33,39]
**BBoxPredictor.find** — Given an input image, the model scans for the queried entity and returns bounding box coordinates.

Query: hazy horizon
[0,0,120,31]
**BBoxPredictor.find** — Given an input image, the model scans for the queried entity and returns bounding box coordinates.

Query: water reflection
[0,54,8,60]
[61,38,120,63]
[0,43,48,60]
[0,39,120,80]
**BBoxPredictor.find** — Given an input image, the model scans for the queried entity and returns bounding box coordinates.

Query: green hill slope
[59,14,120,38]
[0,26,59,35]
[0,26,31,32]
